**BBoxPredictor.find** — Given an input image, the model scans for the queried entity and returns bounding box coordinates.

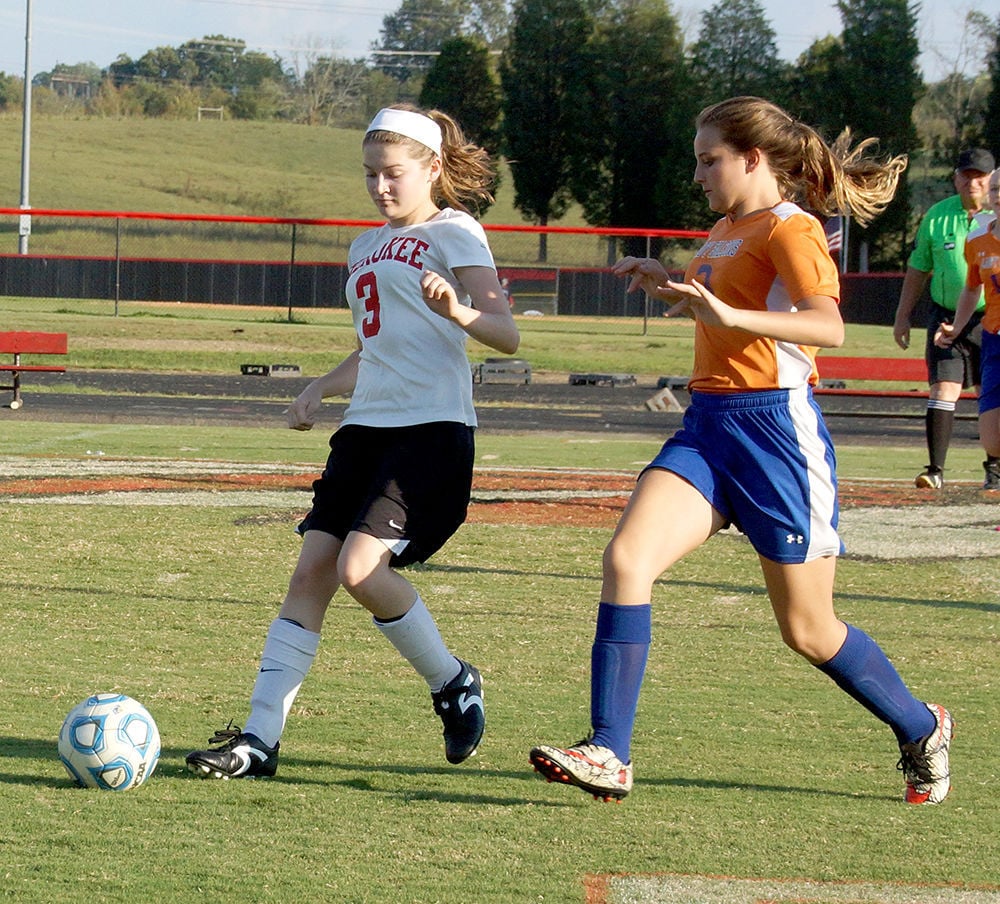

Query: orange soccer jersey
[964,220,1000,335]
[685,202,841,393]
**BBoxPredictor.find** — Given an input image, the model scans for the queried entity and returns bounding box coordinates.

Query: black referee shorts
[925,301,983,388]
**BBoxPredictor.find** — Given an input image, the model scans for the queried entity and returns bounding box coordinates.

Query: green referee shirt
[908,194,989,312]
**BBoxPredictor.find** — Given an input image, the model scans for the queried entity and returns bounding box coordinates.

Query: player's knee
[602,537,630,581]
[337,551,382,597]
[287,558,337,600]
[602,535,660,587]
[777,622,835,664]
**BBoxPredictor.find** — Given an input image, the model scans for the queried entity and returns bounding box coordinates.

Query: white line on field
[594,873,1000,904]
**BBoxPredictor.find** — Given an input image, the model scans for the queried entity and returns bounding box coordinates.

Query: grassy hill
[0,114,954,239]
[0,115,572,226]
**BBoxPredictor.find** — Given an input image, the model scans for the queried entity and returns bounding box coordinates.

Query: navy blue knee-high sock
[817,623,935,745]
[589,602,651,763]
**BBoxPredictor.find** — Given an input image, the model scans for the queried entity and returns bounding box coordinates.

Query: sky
[0,0,993,86]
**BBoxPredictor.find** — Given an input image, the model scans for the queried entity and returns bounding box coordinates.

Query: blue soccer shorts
[645,386,844,563]
[978,329,1000,414]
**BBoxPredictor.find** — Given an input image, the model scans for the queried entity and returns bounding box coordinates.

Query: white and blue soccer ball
[58,693,161,791]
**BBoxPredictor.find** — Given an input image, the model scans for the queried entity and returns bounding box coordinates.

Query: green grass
[0,116,606,267]
[1,302,996,900]
[2,498,997,902]
[0,418,989,481]
[0,295,920,380]
[1,117,379,219]
[0,115,580,226]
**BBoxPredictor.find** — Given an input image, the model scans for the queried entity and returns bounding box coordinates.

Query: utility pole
[19,0,33,254]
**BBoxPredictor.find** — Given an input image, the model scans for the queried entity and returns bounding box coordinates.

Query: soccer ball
[58,693,161,791]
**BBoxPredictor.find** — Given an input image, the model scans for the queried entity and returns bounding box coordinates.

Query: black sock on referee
[925,402,955,472]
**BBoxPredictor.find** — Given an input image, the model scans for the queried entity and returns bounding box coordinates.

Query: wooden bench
[815,355,976,399]
[0,331,68,410]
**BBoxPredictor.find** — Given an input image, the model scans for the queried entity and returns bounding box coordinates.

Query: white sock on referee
[244,617,320,748]
[374,595,461,693]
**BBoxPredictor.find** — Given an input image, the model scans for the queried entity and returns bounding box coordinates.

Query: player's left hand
[421,270,460,319]
[661,278,736,327]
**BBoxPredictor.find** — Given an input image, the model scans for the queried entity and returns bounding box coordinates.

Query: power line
[192,0,394,17]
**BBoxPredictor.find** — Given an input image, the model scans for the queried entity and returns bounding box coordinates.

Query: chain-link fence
[0,208,710,332]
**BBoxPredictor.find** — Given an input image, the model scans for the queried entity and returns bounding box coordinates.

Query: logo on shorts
[785,533,804,545]
[389,519,404,531]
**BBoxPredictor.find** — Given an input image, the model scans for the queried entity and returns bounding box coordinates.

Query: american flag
[824,216,843,253]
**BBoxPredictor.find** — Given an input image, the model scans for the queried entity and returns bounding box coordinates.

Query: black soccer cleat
[431,660,485,764]
[186,722,278,779]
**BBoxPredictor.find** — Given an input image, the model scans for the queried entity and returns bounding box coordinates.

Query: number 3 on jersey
[356,272,381,338]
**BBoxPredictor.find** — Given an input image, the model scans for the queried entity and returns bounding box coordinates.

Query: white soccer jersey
[342,208,496,428]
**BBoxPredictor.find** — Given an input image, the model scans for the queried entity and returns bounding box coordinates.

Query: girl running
[530,96,952,805]
[187,105,519,778]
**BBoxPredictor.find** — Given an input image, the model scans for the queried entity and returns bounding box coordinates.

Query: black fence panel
[1,254,920,326]
[0,255,353,309]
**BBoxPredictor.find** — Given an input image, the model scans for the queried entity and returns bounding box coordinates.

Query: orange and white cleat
[898,703,953,805]
[530,738,632,802]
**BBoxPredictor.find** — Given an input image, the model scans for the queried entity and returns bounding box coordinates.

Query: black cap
[956,148,995,174]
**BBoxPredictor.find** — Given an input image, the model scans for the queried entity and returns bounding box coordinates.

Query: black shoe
[186,722,278,779]
[983,460,1000,490]
[431,660,484,764]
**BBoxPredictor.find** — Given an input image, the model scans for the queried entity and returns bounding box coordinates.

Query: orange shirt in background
[963,220,1000,335]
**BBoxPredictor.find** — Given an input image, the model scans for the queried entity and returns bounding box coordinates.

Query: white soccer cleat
[898,703,953,805]
[530,738,633,802]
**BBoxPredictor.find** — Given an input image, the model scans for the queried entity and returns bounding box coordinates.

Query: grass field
[1,301,998,902]
[0,295,927,380]
[2,463,998,903]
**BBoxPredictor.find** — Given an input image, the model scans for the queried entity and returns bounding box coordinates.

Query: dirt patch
[3,458,999,559]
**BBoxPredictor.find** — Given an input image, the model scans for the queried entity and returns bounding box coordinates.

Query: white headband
[365,108,443,155]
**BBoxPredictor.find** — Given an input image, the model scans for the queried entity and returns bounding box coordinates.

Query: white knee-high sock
[374,595,461,692]
[244,618,320,748]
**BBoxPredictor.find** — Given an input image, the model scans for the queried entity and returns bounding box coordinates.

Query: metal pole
[841,214,850,275]
[287,222,297,322]
[114,218,121,317]
[642,234,651,335]
[18,0,33,254]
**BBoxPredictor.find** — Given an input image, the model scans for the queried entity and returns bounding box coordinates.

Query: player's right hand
[934,323,954,348]
[611,256,671,298]
[286,388,322,430]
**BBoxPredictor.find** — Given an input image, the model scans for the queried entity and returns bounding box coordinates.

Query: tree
[377,0,467,82]
[465,0,513,46]
[500,0,593,260]
[784,35,843,124]
[567,0,702,252]
[296,55,370,125]
[0,71,22,111]
[107,54,139,89]
[179,35,245,90]
[835,0,923,269]
[913,10,994,164]
[419,36,501,156]
[376,0,514,86]
[979,14,1000,158]
[688,0,783,102]
[134,46,193,84]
